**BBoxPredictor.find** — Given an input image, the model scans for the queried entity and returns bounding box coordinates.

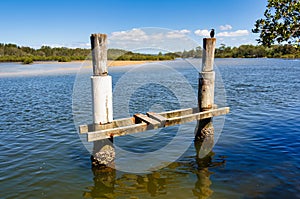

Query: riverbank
[23,60,156,67]
[0,60,160,77]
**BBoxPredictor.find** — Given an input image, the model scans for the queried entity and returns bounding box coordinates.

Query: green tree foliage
[178,46,202,58]
[252,0,300,46]
[1,42,299,63]
[22,57,33,64]
[0,43,174,63]
[216,44,299,58]
[179,44,300,58]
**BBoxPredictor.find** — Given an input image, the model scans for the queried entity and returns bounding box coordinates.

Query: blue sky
[0,0,267,51]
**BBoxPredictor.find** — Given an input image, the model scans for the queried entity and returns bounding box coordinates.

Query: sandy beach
[107,60,156,67]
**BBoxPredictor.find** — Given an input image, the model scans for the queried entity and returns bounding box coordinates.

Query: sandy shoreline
[0,60,163,77]
[108,60,156,67]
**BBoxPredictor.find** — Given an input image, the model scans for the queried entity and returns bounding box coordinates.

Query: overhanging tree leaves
[252,0,300,47]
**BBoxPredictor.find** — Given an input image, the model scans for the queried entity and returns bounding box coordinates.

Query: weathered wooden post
[195,38,216,158]
[90,33,114,167]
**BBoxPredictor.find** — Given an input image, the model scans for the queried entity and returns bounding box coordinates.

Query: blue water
[0,59,299,199]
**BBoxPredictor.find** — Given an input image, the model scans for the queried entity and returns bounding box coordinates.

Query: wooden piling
[195,38,216,156]
[90,33,114,167]
[91,34,108,76]
[199,38,216,111]
[90,34,113,124]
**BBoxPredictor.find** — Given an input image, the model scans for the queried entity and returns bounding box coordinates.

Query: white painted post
[91,76,113,124]
[90,33,114,167]
[90,34,113,124]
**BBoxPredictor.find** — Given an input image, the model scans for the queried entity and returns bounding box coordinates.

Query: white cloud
[151,33,164,40]
[166,29,190,38]
[179,29,190,34]
[108,28,198,53]
[217,30,249,37]
[194,29,210,37]
[110,28,148,41]
[219,24,232,31]
[110,28,191,41]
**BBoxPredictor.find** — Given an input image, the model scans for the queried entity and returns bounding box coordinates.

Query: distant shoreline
[0,60,159,67]
[0,60,161,77]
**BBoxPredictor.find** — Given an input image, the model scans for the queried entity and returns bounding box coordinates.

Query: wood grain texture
[84,107,229,142]
[90,34,108,76]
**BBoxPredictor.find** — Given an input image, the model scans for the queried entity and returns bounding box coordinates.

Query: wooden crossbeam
[80,107,229,142]
[88,123,148,142]
[146,112,167,127]
[164,107,228,127]
[79,117,135,134]
[134,113,161,129]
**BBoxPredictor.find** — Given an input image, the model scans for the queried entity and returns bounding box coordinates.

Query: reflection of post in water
[84,154,226,199]
[84,169,168,198]
[193,167,213,199]
[115,172,167,197]
[193,139,226,199]
[193,141,214,199]
[195,37,216,158]
[146,172,167,197]
[83,166,116,199]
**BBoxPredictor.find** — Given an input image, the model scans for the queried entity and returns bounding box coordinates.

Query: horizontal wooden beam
[134,113,161,129]
[88,123,147,142]
[79,117,135,134]
[158,107,199,118]
[83,107,229,142]
[146,112,167,127]
[164,107,229,127]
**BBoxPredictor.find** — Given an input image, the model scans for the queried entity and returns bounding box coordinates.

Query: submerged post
[195,38,216,158]
[90,33,114,167]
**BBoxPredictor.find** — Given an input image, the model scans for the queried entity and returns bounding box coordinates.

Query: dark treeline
[110,50,174,61]
[176,44,300,59]
[1,43,299,64]
[0,43,174,64]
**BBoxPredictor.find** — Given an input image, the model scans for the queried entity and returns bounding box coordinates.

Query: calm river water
[0,58,299,199]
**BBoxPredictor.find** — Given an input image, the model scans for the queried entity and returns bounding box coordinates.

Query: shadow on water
[83,140,226,199]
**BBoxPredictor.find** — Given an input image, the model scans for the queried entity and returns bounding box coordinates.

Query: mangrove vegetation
[0,43,299,64]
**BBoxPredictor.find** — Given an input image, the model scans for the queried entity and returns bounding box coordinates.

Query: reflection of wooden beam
[82,107,229,142]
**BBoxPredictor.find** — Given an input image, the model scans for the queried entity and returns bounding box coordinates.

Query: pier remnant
[82,34,228,166]
[90,34,114,167]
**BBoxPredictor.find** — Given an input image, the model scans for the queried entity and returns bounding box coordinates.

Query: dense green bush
[0,43,299,63]
[57,56,71,62]
[0,43,174,62]
[22,57,33,64]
